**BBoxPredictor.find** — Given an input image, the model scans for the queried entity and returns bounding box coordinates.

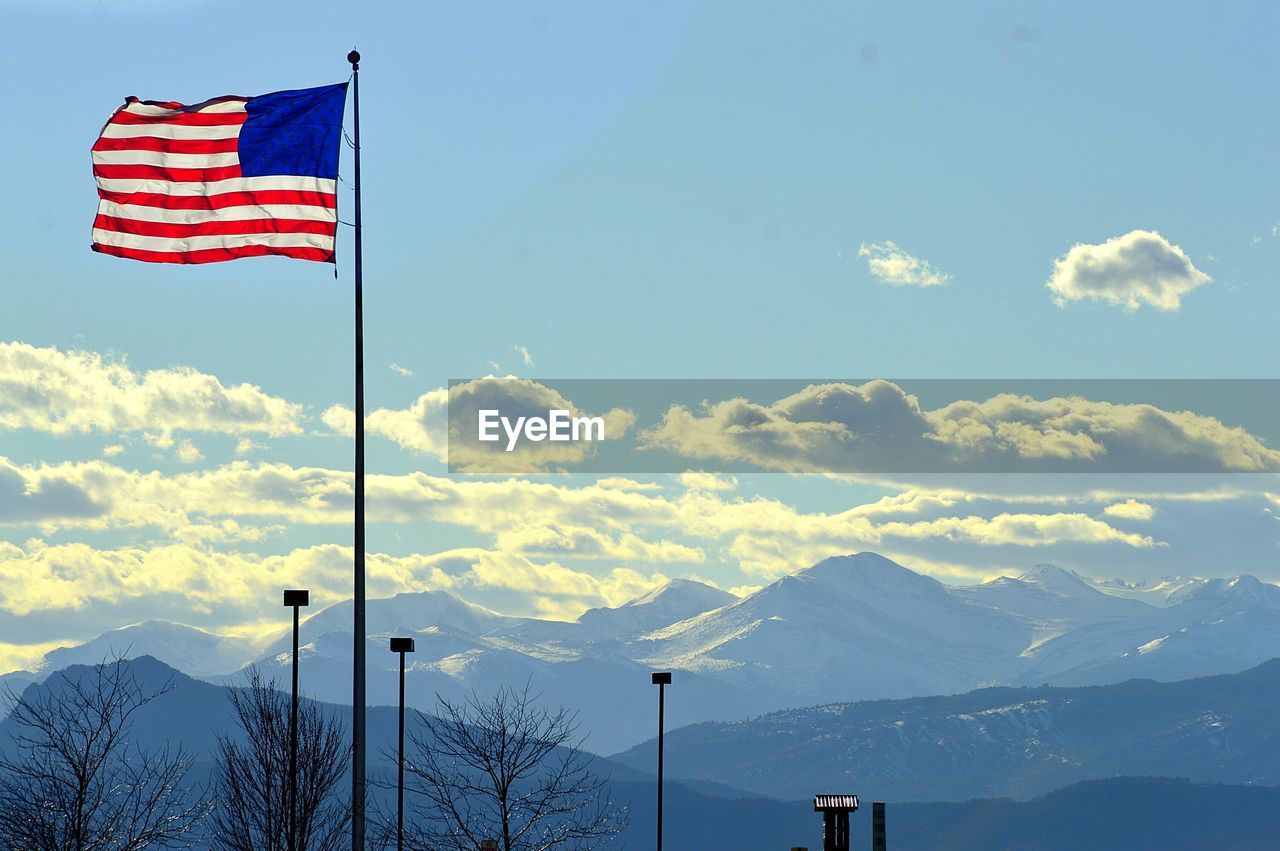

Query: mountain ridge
[611,657,1280,802]
[10,553,1280,752]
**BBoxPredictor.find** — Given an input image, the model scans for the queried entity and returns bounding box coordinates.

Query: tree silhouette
[0,656,209,850]
[209,668,350,851]
[396,683,626,851]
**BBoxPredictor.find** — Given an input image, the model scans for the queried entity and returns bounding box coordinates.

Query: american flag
[90,83,348,264]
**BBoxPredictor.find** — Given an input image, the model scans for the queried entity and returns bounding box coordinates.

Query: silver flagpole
[346,47,367,851]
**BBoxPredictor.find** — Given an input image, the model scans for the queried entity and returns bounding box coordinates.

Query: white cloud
[0,456,1165,589]
[492,524,704,563]
[461,551,664,620]
[390,363,414,378]
[326,380,635,472]
[174,439,204,464]
[858,241,951,287]
[641,381,1280,474]
[234,438,265,456]
[515,346,535,367]
[1047,230,1210,311]
[0,539,668,624]
[371,389,450,457]
[676,472,738,492]
[0,540,372,617]
[875,512,1157,548]
[322,388,450,460]
[1103,499,1156,521]
[323,389,449,459]
[0,341,303,439]
[321,403,354,437]
[0,639,73,676]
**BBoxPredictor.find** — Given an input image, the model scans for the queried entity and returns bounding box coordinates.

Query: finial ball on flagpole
[348,49,361,68]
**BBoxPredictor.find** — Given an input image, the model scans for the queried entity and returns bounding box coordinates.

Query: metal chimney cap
[813,794,859,812]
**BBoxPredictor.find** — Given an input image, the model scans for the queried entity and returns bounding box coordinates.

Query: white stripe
[123,100,247,116]
[92,229,333,253]
[94,175,338,196]
[99,123,244,141]
[92,150,240,168]
[97,200,336,224]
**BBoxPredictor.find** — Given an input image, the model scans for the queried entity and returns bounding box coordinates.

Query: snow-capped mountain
[228,581,759,753]
[576,578,737,637]
[12,553,1280,752]
[1089,575,1209,607]
[30,620,269,681]
[637,553,1031,701]
[957,564,1150,630]
[1013,573,1280,686]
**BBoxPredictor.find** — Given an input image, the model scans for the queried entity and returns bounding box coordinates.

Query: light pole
[651,671,672,851]
[283,589,310,851]
[389,637,415,851]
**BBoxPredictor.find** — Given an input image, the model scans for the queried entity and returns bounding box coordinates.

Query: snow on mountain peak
[578,578,735,634]
[620,578,736,611]
[32,620,264,680]
[1089,575,1208,607]
[797,552,946,594]
[1016,563,1101,597]
[1175,574,1280,606]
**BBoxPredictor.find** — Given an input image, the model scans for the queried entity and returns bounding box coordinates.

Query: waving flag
[91,83,348,264]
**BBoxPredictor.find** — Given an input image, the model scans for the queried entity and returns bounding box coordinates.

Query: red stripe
[126,96,245,110]
[109,110,248,127]
[91,242,334,265]
[94,163,242,182]
[94,214,336,238]
[92,136,240,154]
[96,189,337,211]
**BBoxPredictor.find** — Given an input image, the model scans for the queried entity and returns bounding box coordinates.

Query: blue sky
[2,0,1279,670]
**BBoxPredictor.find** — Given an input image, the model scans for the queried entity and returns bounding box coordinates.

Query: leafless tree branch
[388,682,626,851]
[0,655,210,850]
[209,668,350,851]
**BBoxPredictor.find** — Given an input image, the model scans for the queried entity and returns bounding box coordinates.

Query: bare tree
[0,656,210,850]
[209,668,350,851]
[397,683,626,851]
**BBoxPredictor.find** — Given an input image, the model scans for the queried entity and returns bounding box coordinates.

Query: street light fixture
[651,671,672,851]
[389,637,416,851]
[282,589,310,851]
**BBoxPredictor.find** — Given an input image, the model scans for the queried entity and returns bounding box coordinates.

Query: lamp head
[651,671,672,685]
[283,589,310,607]
[389,637,415,654]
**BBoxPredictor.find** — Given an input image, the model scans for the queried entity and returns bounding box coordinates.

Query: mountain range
[8,658,1280,850]
[612,657,1280,801]
[7,552,1280,753]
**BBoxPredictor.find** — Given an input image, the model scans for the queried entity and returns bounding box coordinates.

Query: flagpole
[346,48,367,851]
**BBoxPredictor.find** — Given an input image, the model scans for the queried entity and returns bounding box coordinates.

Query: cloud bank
[641,381,1280,473]
[0,341,303,440]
